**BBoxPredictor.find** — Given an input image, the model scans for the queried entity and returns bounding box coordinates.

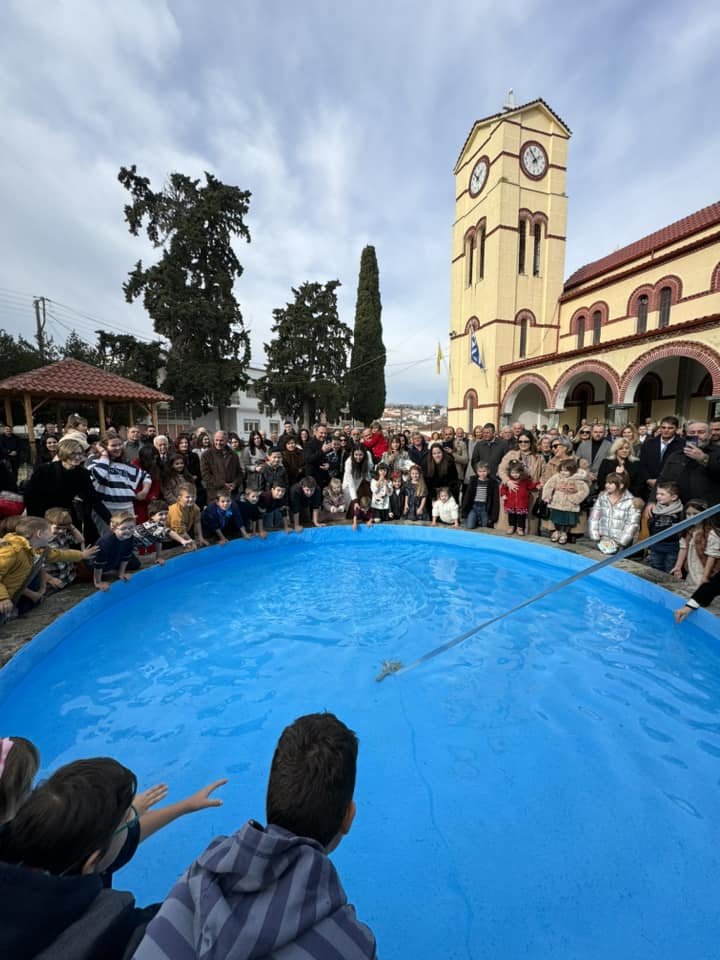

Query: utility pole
[33,296,47,361]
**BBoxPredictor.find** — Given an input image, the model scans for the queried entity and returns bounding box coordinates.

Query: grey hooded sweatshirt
[133,820,377,960]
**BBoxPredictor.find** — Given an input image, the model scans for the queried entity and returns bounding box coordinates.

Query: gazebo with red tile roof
[0,359,172,463]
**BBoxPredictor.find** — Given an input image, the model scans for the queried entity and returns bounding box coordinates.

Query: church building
[447,98,720,430]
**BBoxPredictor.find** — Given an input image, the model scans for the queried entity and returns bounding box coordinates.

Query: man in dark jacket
[655,419,720,506]
[638,416,684,495]
[200,431,243,501]
[470,423,507,478]
[303,423,333,488]
[135,713,376,960]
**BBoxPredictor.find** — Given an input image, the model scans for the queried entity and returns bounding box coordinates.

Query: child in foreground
[0,516,97,621]
[588,472,642,554]
[134,500,189,562]
[90,511,142,591]
[0,757,227,959]
[44,507,85,590]
[500,461,540,536]
[321,476,347,522]
[0,735,40,825]
[541,458,588,545]
[670,500,720,587]
[167,484,208,549]
[134,712,377,960]
[646,481,684,572]
[432,486,460,528]
[352,495,374,530]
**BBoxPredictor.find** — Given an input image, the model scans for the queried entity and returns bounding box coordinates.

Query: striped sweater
[133,821,377,960]
[89,458,149,513]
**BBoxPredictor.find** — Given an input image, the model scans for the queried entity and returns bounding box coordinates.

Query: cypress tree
[347,245,385,423]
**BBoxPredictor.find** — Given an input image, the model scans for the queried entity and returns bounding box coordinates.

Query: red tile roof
[0,359,172,402]
[564,200,720,292]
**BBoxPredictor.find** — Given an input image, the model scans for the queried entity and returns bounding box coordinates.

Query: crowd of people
[2,412,720,624]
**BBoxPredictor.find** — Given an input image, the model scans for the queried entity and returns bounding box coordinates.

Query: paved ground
[0,526,715,670]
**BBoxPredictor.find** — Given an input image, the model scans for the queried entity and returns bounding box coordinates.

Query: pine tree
[119,165,251,419]
[347,245,385,423]
[257,281,351,426]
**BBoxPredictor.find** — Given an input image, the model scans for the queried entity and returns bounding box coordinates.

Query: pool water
[1,526,719,959]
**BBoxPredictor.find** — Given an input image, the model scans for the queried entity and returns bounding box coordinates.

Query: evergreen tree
[0,330,44,380]
[347,245,385,423]
[257,281,351,426]
[118,165,252,419]
[61,331,100,365]
[96,332,165,389]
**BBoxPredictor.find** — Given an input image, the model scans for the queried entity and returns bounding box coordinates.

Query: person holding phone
[651,420,720,510]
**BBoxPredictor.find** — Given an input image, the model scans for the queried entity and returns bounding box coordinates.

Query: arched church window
[658,286,671,328]
[477,226,486,281]
[592,310,601,345]
[532,223,542,276]
[577,316,585,349]
[465,235,474,287]
[519,317,528,358]
[518,219,527,274]
[637,295,648,334]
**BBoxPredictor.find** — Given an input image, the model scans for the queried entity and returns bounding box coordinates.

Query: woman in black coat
[22,439,111,528]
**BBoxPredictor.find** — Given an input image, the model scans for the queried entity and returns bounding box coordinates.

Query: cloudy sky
[0,0,718,404]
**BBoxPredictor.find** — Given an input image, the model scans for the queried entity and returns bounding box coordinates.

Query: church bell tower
[448,97,571,428]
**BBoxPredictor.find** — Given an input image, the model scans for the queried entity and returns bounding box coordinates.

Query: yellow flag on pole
[436,343,443,375]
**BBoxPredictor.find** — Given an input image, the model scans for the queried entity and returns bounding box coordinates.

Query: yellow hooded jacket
[0,534,84,605]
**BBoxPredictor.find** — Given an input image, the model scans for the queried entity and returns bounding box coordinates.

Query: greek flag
[470,331,484,369]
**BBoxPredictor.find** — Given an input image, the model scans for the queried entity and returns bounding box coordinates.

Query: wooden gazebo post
[151,402,159,431]
[98,397,107,435]
[23,391,37,465]
[4,398,13,428]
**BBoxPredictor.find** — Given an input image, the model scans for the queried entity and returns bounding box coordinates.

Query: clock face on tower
[468,156,489,197]
[520,141,548,180]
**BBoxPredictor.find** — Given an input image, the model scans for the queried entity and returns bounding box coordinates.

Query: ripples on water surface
[1,527,719,959]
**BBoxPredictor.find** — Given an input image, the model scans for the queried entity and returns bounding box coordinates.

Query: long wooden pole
[4,398,13,428]
[98,397,106,435]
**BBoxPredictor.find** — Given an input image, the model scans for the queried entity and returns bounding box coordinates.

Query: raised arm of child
[137,778,228,842]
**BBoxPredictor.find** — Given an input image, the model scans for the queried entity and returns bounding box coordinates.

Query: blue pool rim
[1,525,718,701]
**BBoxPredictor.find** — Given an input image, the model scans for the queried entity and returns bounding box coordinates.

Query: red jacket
[499,477,539,513]
[363,431,388,462]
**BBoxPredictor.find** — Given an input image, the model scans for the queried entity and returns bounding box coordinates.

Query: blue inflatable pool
[1,526,718,959]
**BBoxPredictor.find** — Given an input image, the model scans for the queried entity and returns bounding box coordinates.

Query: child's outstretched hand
[82,544,100,560]
[135,782,169,814]
[182,779,228,813]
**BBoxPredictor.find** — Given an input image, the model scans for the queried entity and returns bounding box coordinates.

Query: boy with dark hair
[235,487,266,539]
[135,712,376,959]
[0,758,226,960]
[646,480,684,572]
[258,483,291,532]
[290,476,324,532]
[134,500,189,563]
[201,492,244,545]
